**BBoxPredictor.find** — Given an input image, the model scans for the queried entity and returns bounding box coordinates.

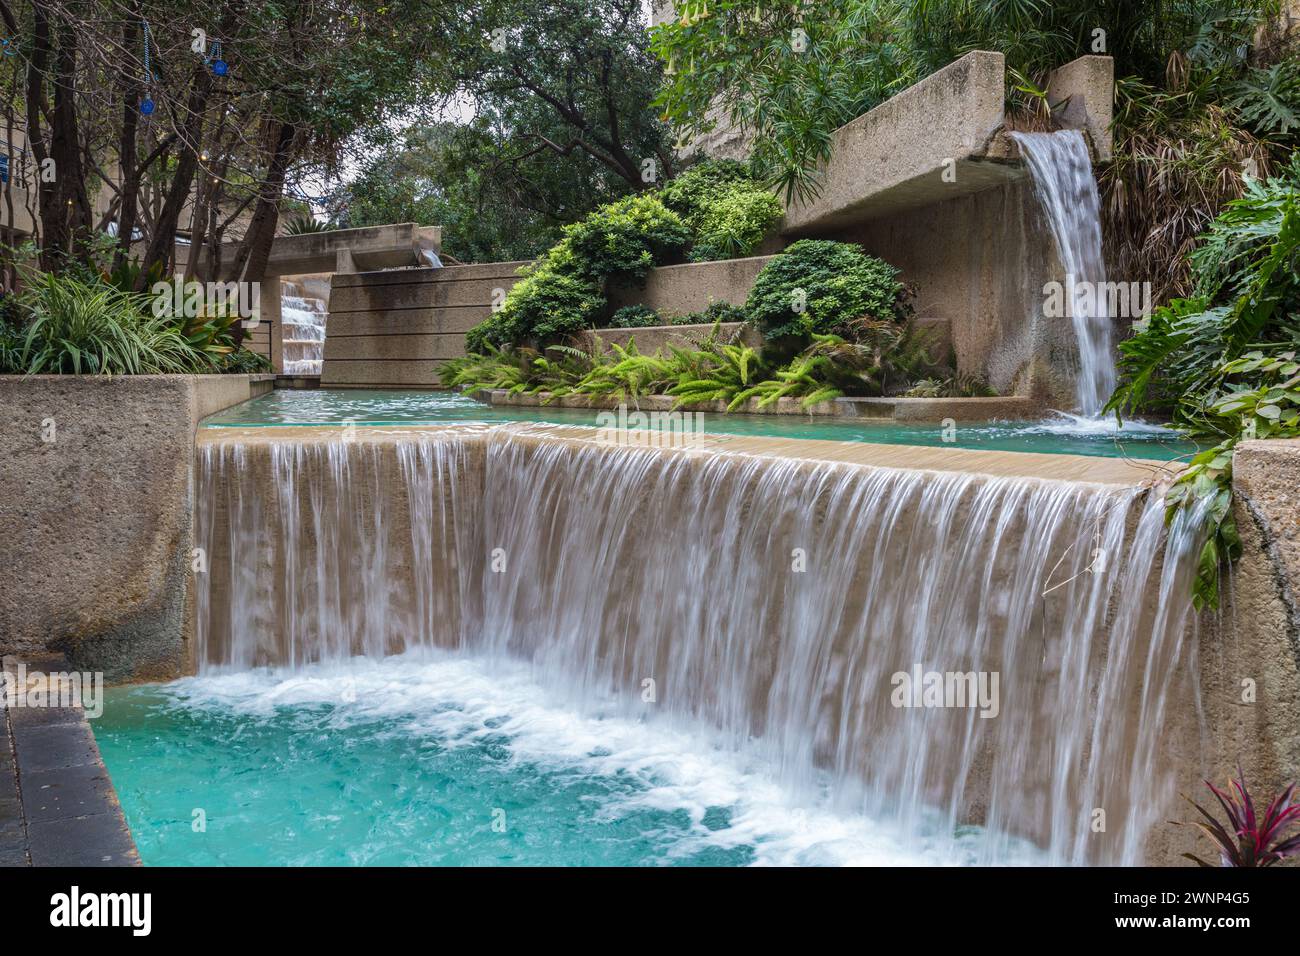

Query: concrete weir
[187,422,1300,865]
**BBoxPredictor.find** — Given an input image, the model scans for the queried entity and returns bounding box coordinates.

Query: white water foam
[167,649,1045,867]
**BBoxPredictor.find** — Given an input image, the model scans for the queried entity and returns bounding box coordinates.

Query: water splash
[195,423,1203,864]
[1011,130,1116,416]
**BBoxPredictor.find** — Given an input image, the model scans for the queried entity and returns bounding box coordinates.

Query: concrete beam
[175,223,441,278]
[782,51,1017,235]
[1047,55,1115,161]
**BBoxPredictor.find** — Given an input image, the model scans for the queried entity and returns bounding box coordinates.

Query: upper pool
[202,388,1196,461]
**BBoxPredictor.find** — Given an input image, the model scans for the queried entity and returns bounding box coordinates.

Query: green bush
[660,159,782,261]
[10,272,208,375]
[609,304,662,328]
[464,162,778,350]
[746,239,910,347]
[671,301,750,326]
[564,193,690,283]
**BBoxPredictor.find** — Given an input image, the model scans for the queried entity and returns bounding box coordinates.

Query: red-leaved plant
[1175,765,1300,867]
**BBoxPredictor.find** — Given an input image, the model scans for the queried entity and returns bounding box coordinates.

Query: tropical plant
[1174,766,1300,867]
[1106,156,1300,608]
[284,216,332,235]
[672,301,751,326]
[746,240,911,348]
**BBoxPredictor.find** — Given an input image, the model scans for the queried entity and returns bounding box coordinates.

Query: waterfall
[280,280,329,376]
[195,423,1203,865]
[1010,130,1116,416]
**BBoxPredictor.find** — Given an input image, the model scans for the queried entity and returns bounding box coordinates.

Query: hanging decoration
[139,19,157,116]
[208,39,228,76]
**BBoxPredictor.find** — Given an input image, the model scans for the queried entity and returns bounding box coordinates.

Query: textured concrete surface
[1,654,139,867]
[1047,55,1115,160]
[0,374,267,681]
[323,262,528,387]
[585,321,760,354]
[605,256,774,317]
[782,51,1019,234]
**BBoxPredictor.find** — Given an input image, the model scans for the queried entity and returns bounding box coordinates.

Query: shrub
[1174,765,1300,867]
[672,301,750,326]
[660,159,783,261]
[746,239,910,348]
[609,304,662,328]
[563,193,690,284]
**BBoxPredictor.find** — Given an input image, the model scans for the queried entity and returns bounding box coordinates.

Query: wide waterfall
[280,280,329,376]
[1010,130,1117,416]
[195,423,1204,865]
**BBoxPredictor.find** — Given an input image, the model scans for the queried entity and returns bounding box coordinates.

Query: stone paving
[0,654,139,867]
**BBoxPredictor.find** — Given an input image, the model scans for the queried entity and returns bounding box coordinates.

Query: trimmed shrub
[563,193,690,284]
[746,239,910,346]
[671,301,750,326]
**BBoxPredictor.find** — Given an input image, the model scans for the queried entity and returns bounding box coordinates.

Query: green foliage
[1228,59,1300,136]
[609,304,662,328]
[563,193,691,283]
[284,217,331,235]
[659,160,783,260]
[1106,155,1300,608]
[7,272,206,375]
[464,163,774,349]
[215,348,274,374]
[904,375,997,398]
[746,240,910,346]
[672,301,751,326]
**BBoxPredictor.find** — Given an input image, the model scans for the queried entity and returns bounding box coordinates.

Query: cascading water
[280,279,329,376]
[1010,130,1116,416]
[195,423,1204,865]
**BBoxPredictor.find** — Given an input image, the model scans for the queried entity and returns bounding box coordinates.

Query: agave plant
[1175,766,1300,867]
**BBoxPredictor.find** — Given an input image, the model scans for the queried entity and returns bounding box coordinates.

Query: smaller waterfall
[1010,130,1116,416]
[280,280,329,376]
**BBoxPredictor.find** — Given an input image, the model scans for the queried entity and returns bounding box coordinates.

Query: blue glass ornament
[140,98,155,115]
[212,59,228,76]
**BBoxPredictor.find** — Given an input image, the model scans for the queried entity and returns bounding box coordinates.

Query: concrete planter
[0,373,272,682]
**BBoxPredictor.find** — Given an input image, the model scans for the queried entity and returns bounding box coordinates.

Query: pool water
[93,651,1039,867]
[202,389,1196,461]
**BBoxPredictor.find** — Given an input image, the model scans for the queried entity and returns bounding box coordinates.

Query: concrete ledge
[783,51,1018,234]
[0,374,267,681]
[585,322,759,354]
[1,654,139,867]
[476,388,1038,422]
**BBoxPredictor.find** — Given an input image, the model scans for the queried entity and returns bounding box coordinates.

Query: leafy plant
[746,240,910,349]
[11,272,206,375]
[659,159,782,260]
[563,193,691,283]
[672,300,751,326]
[609,304,662,328]
[284,216,332,235]
[1174,766,1300,867]
[1107,157,1300,608]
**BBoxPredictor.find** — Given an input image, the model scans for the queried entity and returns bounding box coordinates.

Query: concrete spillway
[192,423,1222,864]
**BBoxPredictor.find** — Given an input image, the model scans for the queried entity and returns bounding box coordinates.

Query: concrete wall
[322,257,779,387]
[0,373,272,682]
[322,261,529,387]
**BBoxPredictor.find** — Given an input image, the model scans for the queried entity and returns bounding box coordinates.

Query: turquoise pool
[92,652,1035,866]
[203,388,1196,461]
